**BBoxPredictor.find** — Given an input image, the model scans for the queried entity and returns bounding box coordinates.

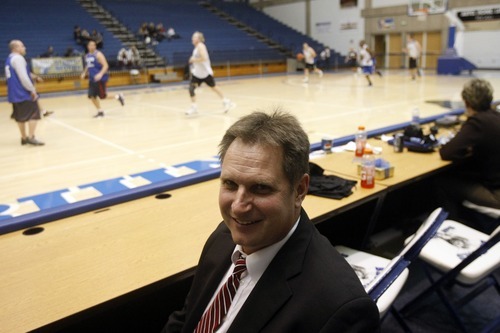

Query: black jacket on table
[162,209,380,333]
[440,109,500,189]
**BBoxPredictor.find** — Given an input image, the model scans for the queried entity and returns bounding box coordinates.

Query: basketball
[296,53,304,61]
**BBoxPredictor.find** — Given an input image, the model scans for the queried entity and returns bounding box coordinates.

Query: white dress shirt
[204,217,300,333]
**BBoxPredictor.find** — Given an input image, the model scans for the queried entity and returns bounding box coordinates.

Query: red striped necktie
[194,255,247,333]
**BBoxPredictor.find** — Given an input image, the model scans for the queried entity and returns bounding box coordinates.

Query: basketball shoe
[186,104,198,115]
[223,98,233,113]
[115,93,125,106]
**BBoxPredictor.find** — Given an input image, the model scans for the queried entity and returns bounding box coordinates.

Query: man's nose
[231,188,252,212]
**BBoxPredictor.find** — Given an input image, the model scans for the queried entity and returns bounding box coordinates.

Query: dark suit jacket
[440,109,500,189]
[163,209,380,333]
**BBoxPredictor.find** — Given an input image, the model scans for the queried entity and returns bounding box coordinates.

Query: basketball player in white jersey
[186,31,232,115]
[358,40,374,86]
[403,34,422,80]
[302,43,323,83]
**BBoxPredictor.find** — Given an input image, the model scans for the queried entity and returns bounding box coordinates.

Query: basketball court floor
[1,69,499,220]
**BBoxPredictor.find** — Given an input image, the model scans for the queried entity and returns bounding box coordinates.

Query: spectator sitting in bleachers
[117,45,142,69]
[91,29,104,49]
[117,47,132,68]
[167,27,180,41]
[64,47,81,58]
[80,29,92,52]
[155,23,167,42]
[137,22,157,45]
[74,25,82,45]
[39,46,56,58]
[137,22,149,42]
[129,45,142,68]
[147,22,157,40]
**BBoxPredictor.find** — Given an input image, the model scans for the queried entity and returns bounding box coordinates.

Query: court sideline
[1,69,499,219]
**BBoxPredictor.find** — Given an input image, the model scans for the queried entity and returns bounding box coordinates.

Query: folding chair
[336,245,412,331]
[400,220,500,333]
[336,207,448,332]
[463,201,500,220]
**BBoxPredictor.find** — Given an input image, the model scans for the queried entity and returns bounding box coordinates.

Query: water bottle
[355,125,367,157]
[411,107,420,126]
[360,148,375,189]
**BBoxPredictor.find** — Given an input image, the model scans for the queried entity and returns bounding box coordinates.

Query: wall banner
[31,57,83,75]
[457,8,500,22]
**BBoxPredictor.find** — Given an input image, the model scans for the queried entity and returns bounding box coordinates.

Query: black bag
[308,163,357,199]
[389,124,439,153]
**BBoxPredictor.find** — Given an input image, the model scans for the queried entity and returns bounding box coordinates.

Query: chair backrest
[400,207,449,261]
[367,207,448,302]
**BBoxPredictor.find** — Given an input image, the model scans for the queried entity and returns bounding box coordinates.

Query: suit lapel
[228,210,313,332]
[184,224,235,332]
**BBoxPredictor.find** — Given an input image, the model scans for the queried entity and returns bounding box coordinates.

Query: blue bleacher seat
[216,2,326,54]
[99,0,285,67]
[0,0,326,74]
[1,0,124,73]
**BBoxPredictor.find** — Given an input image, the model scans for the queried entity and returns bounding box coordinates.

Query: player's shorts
[88,80,107,99]
[191,75,216,87]
[409,58,418,69]
[361,65,374,75]
[304,63,315,70]
[11,100,41,122]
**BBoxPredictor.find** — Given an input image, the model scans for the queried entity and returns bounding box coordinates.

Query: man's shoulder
[9,53,26,66]
[9,53,22,60]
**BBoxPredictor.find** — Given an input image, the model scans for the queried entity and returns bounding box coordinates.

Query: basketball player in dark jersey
[81,40,124,118]
[345,47,358,74]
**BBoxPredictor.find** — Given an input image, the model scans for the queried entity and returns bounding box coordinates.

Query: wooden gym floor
[1,69,499,214]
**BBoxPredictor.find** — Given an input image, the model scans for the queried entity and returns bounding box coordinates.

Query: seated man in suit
[438,78,500,233]
[162,109,380,333]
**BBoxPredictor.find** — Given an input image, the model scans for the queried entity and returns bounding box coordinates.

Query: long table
[314,138,452,187]
[310,138,452,245]
[0,139,452,333]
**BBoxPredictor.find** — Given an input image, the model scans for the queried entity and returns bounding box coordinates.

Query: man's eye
[253,184,272,194]
[221,180,237,190]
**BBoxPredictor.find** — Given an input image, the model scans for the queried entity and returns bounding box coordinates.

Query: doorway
[373,31,441,69]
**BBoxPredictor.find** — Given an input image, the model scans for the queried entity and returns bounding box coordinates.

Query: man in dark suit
[162,109,380,333]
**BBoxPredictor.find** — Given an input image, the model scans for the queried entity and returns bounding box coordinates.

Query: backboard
[408,0,448,16]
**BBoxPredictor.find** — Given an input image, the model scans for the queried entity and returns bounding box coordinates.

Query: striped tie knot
[233,257,247,279]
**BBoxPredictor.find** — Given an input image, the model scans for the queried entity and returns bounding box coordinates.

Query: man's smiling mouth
[234,218,261,226]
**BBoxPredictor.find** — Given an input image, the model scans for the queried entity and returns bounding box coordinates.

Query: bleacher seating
[212,2,346,69]
[214,2,326,56]
[1,0,124,73]
[0,0,332,75]
[99,0,284,67]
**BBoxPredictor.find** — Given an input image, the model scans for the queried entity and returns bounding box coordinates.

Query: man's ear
[295,173,310,207]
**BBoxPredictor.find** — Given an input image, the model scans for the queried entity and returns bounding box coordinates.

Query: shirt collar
[232,216,301,281]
